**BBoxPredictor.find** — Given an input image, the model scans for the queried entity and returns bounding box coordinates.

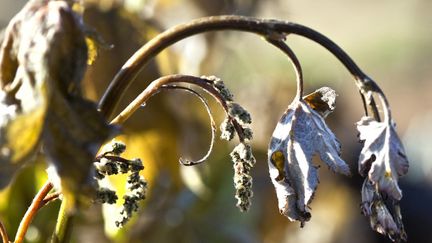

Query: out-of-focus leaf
[1,1,116,198]
[37,1,116,198]
[0,0,51,189]
[357,116,409,200]
[43,96,116,197]
[267,91,350,225]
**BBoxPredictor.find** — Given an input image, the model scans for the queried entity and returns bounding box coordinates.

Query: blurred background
[1,0,432,242]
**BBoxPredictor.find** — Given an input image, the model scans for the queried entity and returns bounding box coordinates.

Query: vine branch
[98,15,382,121]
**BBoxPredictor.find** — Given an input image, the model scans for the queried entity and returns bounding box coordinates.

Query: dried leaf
[361,179,407,242]
[43,95,116,197]
[357,116,409,241]
[268,96,350,225]
[303,86,336,118]
[357,116,409,200]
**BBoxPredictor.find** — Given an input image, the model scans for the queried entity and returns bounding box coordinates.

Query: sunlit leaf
[268,94,350,225]
[357,116,409,200]
[357,116,409,242]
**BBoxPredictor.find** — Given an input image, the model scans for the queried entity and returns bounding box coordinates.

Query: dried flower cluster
[206,76,256,212]
[94,141,148,227]
[230,143,256,211]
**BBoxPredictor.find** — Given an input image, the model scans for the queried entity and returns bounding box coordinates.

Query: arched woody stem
[98,15,382,120]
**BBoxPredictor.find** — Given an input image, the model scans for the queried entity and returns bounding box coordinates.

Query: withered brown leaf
[268,95,350,225]
[357,116,409,200]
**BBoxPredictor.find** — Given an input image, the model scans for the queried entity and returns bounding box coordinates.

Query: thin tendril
[161,85,216,166]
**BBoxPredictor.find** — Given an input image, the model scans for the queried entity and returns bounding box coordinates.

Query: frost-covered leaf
[357,116,409,200]
[267,95,350,225]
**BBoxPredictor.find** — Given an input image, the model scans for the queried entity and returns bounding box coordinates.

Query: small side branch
[39,192,61,209]
[14,181,53,243]
[0,219,9,243]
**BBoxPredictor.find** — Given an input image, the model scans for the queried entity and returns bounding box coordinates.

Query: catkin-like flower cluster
[208,75,234,102]
[93,141,148,227]
[230,142,256,212]
[206,76,253,142]
[205,76,256,212]
[116,171,148,227]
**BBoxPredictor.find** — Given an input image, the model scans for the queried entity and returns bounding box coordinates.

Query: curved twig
[14,181,53,243]
[38,192,61,209]
[98,15,382,120]
[266,38,304,100]
[0,219,9,243]
[161,85,216,166]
